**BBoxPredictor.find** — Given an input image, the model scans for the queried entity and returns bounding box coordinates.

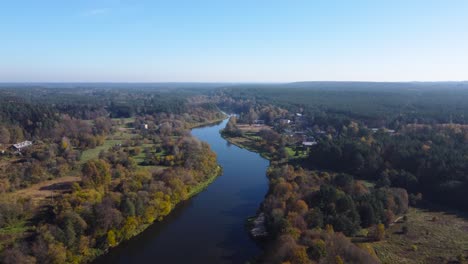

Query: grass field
[80,139,124,164]
[372,207,468,264]
[285,146,308,160]
[80,118,136,164]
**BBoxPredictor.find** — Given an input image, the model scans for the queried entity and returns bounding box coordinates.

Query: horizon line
[1,80,468,84]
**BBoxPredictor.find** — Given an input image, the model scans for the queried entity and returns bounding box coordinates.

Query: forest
[1,82,468,264]
[0,86,223,263]
[217,82,468,264]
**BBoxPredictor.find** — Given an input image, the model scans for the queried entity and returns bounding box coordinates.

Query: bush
[372,224,385,241]
[0,201,24,228]
[307,239,327,260]
[402,226,409,234]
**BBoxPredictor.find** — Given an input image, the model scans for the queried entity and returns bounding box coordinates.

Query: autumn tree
[81,159,111,188]
[373,223,385,241]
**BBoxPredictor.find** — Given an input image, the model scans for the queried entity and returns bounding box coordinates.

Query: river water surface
[95,119,269,263]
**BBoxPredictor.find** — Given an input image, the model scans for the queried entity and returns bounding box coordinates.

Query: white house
[302,141,317,147]
[11,141,33,151]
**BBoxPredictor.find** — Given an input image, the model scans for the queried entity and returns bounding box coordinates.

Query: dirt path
[12,176,81,204]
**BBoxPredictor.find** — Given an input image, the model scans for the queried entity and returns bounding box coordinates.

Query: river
[95,118,269,264]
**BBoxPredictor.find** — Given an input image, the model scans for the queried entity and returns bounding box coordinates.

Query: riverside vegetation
[2,82,468,263]
[217,82,468,264]
[0,87,223,263]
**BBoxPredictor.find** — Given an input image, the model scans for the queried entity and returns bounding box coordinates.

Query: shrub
[373,224,385,241]
[402,226,409,234]
[307,239,327,260]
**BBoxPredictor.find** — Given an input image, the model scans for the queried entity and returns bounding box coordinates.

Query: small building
[302,141,317,147]
[278,119,291,125]
[141,124,148,130]
[253,120,265,126]
[11,141,33,151]
[370,128,395,134]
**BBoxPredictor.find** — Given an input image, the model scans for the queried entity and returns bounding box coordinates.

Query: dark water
[95,119,269,264]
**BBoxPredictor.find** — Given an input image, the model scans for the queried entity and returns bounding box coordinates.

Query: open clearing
[11,176,81,204]
[372,207,468,264]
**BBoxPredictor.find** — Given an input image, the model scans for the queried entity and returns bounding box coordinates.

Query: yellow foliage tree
[335,255,344,264]
[374,223,385,241]
[107,230,117,247]
[122,217,139,240]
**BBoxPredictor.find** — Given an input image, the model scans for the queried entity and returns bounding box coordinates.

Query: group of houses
[271,113,320,148]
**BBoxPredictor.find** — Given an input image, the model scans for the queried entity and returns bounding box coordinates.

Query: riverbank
[221,133,272,160]
[94,117,269,264]
[187,114,228,129]
[220,130,273,247]
[93,165,222,263]
[86,117,226,263]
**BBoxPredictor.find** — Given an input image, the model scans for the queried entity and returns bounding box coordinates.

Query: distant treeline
[0,87,220,139]
[215,82,468,127]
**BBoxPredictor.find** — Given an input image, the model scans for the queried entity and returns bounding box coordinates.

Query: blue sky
[1,0,467,82]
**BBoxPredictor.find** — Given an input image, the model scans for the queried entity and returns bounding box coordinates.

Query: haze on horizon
[1,0,468,83]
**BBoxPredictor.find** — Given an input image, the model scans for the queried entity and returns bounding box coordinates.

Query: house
[370,128,395,134]
[253,119,265,126]
[11,141,33,151]
[141,123,148,130]
[302,141,317,147]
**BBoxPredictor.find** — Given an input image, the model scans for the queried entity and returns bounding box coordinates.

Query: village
[227,110,397,160]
